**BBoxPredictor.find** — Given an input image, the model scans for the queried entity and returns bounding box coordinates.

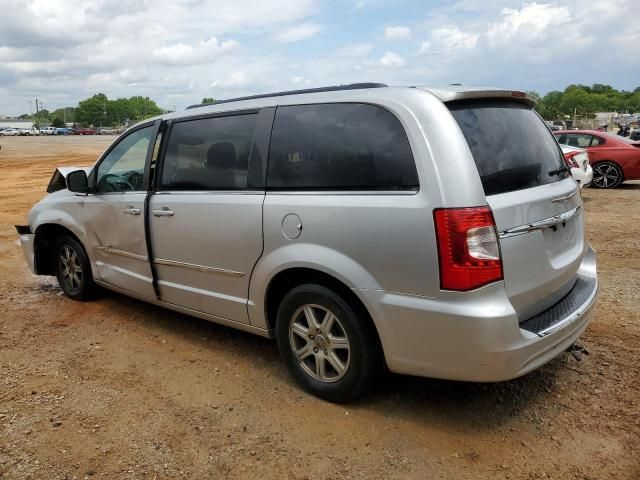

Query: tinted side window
[267,103,418,190]
[565,134,592,148]
[555,134,567,144]
[591,136,605,146]
[160,114,257,191]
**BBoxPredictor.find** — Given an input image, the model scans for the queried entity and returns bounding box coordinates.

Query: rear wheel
[54,235,95,300]
[592,162,623,189]
[275,283,380,402]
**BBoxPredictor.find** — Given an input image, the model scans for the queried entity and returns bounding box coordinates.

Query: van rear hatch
[448,99,585,320]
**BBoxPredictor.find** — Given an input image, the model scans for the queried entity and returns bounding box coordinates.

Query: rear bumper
[16,225,36,274]
[358,244,598,382]
[572,164,593,188]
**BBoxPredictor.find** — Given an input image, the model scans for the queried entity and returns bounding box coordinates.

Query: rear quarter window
[449,100,567,196]
[267,103,418,190]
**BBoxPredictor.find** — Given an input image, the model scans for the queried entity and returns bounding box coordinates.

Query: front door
[83,122,159,299]
[149,112,264,323]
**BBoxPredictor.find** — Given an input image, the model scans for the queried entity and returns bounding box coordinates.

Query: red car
[71,127,96,135]
[554,130,640,188]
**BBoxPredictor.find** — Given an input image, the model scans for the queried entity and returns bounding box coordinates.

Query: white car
[0,128,20,136]
[19,128,40,136]
[40,127,57,135]
[560,144,593,188]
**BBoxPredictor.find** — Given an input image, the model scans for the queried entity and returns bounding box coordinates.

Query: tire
[53,235,95,301]
[592,161,623,189]
[275,283,381,402]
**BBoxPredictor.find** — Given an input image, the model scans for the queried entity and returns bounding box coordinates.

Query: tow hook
[566,342,589,361]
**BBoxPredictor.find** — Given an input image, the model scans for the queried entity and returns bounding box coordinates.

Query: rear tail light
[433,207,503,291]
[563,151,580,169]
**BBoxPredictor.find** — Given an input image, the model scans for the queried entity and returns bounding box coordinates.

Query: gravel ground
[0,136,638,479]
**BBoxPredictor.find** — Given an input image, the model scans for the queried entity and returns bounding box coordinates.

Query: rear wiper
[548,166,570,176]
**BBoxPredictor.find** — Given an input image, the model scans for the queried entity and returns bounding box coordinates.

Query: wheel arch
[33,223,86,275]
[262,267,385,363]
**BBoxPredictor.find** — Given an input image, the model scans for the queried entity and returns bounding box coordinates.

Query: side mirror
[67,170,89,193]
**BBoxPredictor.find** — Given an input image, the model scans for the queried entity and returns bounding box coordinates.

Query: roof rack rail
[186,82,388,109]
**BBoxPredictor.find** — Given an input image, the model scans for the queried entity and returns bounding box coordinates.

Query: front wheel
[592,162,623,188]
[275,284,381,402]
[54,235,95,300]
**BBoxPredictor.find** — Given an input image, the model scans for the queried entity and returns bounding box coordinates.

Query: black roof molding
[186,83,388,110]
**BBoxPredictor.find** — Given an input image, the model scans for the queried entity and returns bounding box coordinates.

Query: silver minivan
[17,84,598,402]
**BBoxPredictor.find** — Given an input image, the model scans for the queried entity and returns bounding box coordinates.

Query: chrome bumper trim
[499,204,582,239]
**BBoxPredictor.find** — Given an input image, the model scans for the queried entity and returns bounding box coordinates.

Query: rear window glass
[448,100,567,196]
[267,103,418,190]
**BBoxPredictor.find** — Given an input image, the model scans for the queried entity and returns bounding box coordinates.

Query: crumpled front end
[16,225,36,274]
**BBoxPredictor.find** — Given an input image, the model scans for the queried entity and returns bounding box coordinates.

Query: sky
[0,0,638,116]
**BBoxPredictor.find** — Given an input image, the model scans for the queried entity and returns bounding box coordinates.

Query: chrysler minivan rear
[362,89,598,382]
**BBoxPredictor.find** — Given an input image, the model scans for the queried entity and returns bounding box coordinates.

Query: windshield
[448,100,568,196]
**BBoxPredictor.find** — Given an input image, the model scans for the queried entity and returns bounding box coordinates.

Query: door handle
[122,206,141,215]
[152,207,174,217]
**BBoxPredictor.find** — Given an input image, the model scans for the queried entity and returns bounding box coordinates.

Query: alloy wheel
[593,163,620,188]
[289,304,351,383]
[58,244,83,292]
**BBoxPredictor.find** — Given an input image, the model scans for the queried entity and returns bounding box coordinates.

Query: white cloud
[213,71,251,88]
[379,51,406,67]
[153,38,239,66]
[487,3,571,47]
[0,0,639,116]
[384,25,411,40]
[274,23,323,43]
[431,25,478,50]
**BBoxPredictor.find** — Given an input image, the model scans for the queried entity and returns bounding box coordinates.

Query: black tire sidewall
[54,235,94,301]
[275,284,379,402]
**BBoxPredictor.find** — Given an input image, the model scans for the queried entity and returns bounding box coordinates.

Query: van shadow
[97,287,570,433]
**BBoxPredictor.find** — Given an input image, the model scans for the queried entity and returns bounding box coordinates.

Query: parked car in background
[40,127,57,135]
[16,85,598,402]
[96,127,118,135]
[0,128,20,136]
[554,130,640,188]
[56,128,72,135]
[559,145,593,188]
[72,127,96,135]
[19,128,40,136]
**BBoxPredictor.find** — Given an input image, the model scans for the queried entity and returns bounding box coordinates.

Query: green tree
[75,93,164,126]
[201,97,216,104]
[52,117,65,128]
[76,93,110,126]
[51,107,76,124]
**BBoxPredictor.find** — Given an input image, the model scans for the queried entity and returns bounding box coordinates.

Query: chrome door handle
[152,208,174,217]
[122,207,141,215]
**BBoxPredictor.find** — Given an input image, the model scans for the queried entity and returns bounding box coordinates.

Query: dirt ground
[0,136,638,480]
